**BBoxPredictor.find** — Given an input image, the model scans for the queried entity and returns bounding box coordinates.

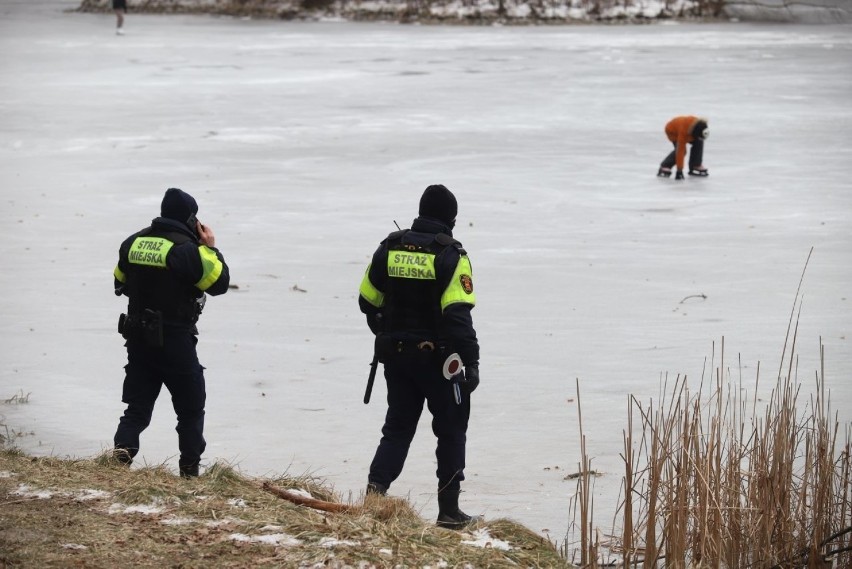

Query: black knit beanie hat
[161,187,198,223]
[692,119,709,140]
[418,184,457,225]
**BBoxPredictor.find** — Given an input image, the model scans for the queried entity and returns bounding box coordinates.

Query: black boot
[179,461,199,478]
[366,481,387,496]
[436,486,476,530]
[113,447,133,466]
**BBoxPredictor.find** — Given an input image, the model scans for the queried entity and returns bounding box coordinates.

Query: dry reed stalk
[570,298,851,568]
[638,338,846,568]
[577,251,852,569]
[575,377,598,567]
[622,404,634,567]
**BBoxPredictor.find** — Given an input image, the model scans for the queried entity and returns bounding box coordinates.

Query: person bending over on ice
[657,115,709,179]
[112,188,230,478]
[358,184,481,530]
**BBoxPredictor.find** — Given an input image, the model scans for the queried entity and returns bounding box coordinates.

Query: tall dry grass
[568,256,852,567]
[570,338,851,567]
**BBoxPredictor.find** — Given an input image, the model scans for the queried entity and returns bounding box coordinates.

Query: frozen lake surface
[1,0,851,545]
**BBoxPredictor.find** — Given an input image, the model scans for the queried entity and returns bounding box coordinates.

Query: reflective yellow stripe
[441,255,476,310]
[114,265,126,283]
[127,237,173,268]
[387,251,436,280]
[195,245,223,291]
[359,264,385,308]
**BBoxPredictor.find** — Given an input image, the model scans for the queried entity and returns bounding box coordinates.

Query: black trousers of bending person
[114,329,207,470]
[369,350,470,493]
[661,139,704,171]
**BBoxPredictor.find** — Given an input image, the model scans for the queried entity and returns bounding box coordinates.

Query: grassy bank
[0,450,570,568]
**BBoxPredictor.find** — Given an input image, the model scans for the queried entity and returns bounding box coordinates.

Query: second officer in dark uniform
[112,188,230,478]
[359,184,480,529]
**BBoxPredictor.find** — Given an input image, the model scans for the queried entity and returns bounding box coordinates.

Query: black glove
[459,364,479,393]
[675,169,685,180]
[366,312,383,335]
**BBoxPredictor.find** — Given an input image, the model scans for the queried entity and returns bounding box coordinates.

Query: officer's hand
[675,170,685,180]
[459,364,480,393]
[197,221,216,247]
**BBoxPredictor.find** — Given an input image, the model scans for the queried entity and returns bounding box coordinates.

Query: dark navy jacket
[114,217,229,329]
[359,216,479,366]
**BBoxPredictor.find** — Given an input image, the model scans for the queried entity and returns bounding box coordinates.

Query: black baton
[363,353,379,404]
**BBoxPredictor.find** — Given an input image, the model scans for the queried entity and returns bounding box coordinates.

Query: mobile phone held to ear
[186,213,199,236]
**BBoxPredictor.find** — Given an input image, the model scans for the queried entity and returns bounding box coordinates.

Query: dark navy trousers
[369,350,470,492]
[114,330,206,468]
[661,139,704,170]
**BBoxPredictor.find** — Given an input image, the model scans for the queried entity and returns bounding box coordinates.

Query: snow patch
[11,484,54,499]
[318,536,362,548]
[74,489,111,501]
[61,543,88,550]
[461,528,513,551]
[205,517,241,527]
[10,484,111,502]
[108,501,165,515]
[161,516,197,525]
[229,532,303,546]
[283,488,313,500]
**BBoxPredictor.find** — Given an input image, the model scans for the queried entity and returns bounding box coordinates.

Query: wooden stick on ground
[261,482,357,514]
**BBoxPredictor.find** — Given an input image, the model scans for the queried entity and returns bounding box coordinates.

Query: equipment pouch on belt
[118,309,164,348]
[374,333,396,364]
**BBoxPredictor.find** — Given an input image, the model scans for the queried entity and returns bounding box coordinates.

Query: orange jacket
[665,115,705,171]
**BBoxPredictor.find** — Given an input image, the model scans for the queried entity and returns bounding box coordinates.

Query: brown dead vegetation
[0,450,569,568]
[567,252,852,567]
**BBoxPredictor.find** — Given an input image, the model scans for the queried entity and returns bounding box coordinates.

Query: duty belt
[118,309,164,347]
[375,333,443,363]
[391,339,437,354]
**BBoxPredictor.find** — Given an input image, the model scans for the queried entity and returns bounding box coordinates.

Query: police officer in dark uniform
[359,184,480,529]
[112,188,230,478]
